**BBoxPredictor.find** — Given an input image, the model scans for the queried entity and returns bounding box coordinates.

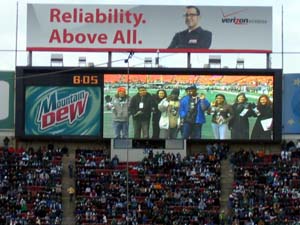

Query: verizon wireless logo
[221,8,267,25]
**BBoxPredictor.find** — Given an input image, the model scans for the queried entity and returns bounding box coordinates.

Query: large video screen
[103,73,280,141]
[25,86,101,136]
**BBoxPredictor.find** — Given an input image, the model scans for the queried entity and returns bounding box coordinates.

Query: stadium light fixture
[144,57,153,67]
[78,56,87,67]
[50,53,64,67]
[236,57,245,69]
[208,55,221,68]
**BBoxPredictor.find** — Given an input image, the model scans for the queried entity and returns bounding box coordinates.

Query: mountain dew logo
[36,90,89,130]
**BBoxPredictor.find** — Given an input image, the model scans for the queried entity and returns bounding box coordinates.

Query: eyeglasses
[183,13,199,18]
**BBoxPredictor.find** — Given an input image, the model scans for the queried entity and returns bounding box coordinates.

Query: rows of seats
[74,148,222,224]
[228,148,300,224]
[0,145,63,225]
[4,140,300,224]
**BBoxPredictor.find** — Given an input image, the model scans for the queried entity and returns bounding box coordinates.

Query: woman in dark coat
[151,89,167,139]
[230,93,255,140]
[251,94,273,140]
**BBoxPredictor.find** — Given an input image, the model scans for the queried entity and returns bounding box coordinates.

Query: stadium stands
[0,144,63,225]
[1,141,300,224]
[227,148,300,224]
[74,148,223,224]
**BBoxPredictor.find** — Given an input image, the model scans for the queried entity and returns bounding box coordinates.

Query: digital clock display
[73,75,99,85]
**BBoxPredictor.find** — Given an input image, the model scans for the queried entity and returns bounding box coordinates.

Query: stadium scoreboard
[15,67,282,143]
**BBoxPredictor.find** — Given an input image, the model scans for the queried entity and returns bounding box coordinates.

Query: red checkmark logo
[221,8,248,18]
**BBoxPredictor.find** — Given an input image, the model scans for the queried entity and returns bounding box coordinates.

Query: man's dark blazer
[168,26,212,49]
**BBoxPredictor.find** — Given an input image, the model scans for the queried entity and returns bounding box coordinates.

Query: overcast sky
[0,0,300,73]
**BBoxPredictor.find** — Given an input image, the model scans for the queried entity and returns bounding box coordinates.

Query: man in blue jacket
[179,85,210,139]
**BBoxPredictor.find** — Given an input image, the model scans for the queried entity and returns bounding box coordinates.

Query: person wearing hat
[107,87,130,138]
[158,88,181,139]
[179,85,210,139]
[208,93,234,139]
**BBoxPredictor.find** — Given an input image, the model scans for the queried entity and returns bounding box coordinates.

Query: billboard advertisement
[283,74,300,134]
[24,86,101,136]
[0,71,14,130]
[27,4,272,53]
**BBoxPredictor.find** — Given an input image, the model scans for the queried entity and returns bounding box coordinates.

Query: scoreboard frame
[15,66,282,143]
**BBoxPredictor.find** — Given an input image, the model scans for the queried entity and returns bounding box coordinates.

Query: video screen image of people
[103,74,274,141]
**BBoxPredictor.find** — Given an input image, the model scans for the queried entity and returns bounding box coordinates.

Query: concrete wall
[111,139,187,162]
[4,139,284,161]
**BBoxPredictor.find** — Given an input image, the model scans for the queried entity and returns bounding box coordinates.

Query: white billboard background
[27,4,272,51]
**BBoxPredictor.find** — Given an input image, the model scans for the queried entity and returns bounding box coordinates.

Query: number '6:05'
[73,75,99,84]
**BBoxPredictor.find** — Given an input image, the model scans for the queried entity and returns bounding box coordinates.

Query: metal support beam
[266,53,271,69]
[108,52,112,67]
[28,51,32,66]
[187,52,191,68]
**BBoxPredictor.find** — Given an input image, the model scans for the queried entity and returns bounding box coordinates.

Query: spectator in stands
[281,147,291,161]
[67,185,75,202]
[251,94,273,140]
[208,93,234,139]
[103,214,108,223]
[229,93,255,140]
[219,210,226,225]
[106,87,130,138]
[111,154,119,168]
[158,88,181,139]
[286,140,296,151]
[61,145,68,156]
[296,140,300,151]
[68,161,74,178]
[56,183,62,197]
[152,89,167,139]
[3,136,9,149]
[129,86,155,138]
[179,86,210,139]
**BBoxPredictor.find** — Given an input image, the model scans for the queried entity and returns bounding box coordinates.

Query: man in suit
[168,6,212,49]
